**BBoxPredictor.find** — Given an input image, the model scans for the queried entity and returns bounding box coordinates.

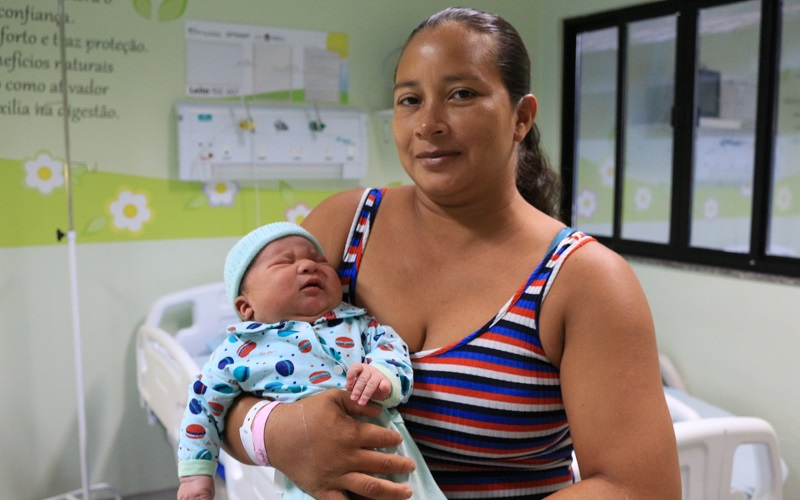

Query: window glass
[574,27,618,237]
[621,15,677,243]
[690,0,761,253]
[768,0,800,257]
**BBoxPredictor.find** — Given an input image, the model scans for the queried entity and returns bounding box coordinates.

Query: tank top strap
[546,226,575,256]
[338,187,386,305]
[488,227,595,333]
[539,228,595,303]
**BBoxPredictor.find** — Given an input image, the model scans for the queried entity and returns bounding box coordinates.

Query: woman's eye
[396,95,420,106]
[451,89,475,100]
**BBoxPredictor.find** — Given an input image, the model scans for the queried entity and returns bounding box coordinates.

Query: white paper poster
[184,20,349,103]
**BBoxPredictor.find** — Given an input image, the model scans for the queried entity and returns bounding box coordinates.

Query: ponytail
[517,124,562,220]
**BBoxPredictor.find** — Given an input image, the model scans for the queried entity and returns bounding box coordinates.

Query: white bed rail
[136,322,200,445]
[136,282,237,444]
[136,282,280,500]
[675,417,783,500]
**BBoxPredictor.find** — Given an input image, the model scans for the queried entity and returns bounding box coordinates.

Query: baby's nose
[297,259,316,273]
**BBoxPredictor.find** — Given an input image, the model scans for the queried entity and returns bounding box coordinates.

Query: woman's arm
[222,391,416,499]
[543,244,681,498]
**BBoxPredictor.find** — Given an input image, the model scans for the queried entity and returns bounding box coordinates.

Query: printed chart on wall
[185,20,349,103]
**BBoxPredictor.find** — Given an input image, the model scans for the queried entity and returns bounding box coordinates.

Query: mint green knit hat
[224,222,325,304]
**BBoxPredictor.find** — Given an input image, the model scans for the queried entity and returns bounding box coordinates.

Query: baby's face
[236,235,343,323]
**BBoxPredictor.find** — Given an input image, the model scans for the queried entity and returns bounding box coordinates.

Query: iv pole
[45,1,122,499]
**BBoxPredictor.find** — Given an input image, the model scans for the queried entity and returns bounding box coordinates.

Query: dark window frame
[559,0,797,277]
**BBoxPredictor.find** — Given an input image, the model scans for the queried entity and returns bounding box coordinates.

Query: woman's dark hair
[401,7,562,219]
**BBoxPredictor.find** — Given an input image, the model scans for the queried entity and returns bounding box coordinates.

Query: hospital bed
[136,282,787,499]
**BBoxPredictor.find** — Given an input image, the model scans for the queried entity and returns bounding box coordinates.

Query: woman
[224,7,680,499]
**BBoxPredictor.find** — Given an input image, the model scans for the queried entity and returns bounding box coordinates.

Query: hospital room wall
[0,1,797,499]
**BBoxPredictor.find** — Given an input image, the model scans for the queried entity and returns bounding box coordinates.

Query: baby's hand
[345,363,392,405]
[177,474,215,500]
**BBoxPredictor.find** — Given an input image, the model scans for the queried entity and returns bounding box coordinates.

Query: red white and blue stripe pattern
[338,188,595,498]
[341,188,385,305]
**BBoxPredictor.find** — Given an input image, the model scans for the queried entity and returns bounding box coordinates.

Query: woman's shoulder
[548,235,645,320]
[562,236,631,275]
[308,187,371,215]
[539,234,647,366]
[550,234,634,289]
[302,187,396,265]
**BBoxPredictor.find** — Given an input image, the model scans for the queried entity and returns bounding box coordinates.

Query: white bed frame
[136,282,283,500]
[136,282,785,500]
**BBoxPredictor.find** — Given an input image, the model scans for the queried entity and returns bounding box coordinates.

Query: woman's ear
[514,94,538,142]
[234,295,254,321]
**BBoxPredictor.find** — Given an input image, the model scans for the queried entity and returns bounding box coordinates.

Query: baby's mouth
[301,277,323,290]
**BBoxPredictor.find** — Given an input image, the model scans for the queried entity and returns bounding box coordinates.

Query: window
[561,0,800,277]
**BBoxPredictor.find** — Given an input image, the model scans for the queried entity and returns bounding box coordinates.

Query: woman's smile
[415,148,461,167]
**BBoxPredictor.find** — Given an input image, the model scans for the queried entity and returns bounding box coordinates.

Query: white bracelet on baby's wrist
[239,400,270,465]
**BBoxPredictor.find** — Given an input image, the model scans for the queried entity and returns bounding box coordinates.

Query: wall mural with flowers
[1,150,332,248]
[0,1,360,249]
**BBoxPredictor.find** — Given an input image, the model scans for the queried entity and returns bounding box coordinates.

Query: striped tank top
[337,188,596,499]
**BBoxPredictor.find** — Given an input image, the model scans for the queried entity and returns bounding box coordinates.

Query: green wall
[2,1,798,498]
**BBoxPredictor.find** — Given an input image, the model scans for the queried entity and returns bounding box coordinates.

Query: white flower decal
[577,188,598,219]
[703,197,719,220]
[109,190,152,232]
[203,180,239,207]
[285,203,312,224]
[600,157,615,187]
[634,187,652,211]
[24,153,64,194]
[740,183,752,199]
[775,186,792,212]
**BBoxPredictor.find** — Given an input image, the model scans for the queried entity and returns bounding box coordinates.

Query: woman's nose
[415,104,448,139]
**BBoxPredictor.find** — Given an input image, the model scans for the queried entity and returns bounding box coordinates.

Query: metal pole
[57,1,89,498]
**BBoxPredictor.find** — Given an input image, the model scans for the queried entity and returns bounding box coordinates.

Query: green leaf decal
[68,164,90,184]
[158,0,187,22]
[279,181,295,205]
[70,164,89,177]
[132,0,151,19]
[84,216,108,235]
[185,193,207,210]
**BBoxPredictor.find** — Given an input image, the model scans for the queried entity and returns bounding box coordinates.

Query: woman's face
[393,22,532,205]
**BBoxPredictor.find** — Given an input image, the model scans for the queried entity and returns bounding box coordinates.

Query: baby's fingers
[346,364,364,391]
[350,371,380,405]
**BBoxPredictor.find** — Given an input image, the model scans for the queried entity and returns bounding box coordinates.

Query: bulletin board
[185,20,349,103]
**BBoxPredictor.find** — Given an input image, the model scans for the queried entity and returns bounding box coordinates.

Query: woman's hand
[224,390,416,500]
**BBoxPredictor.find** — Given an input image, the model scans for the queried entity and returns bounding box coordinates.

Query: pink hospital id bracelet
[239,400,269,465]
[252,400,281,467]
